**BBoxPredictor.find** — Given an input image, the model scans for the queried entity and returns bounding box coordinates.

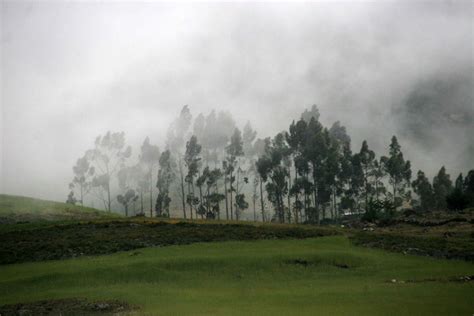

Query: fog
[1,1,473,202]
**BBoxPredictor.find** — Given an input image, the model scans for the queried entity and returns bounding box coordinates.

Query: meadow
[0,194,473,315]
[1,236,473,315]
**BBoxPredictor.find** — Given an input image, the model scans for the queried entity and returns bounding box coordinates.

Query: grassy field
[1,236,473,315]
[0,194,119,223]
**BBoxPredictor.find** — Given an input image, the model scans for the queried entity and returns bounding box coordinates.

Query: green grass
[1,236,473,315]
[0,194,119,223]
[0,220,337,264]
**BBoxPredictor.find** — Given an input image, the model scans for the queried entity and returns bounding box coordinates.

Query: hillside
[0,194,120,223]
[1,237,473,315]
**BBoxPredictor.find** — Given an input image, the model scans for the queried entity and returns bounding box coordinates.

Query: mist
[1,1,473,202]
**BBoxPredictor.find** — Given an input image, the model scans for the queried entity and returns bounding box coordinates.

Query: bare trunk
[230,170,233,220]
[259,177,265,222]
[150,168,153,218]
[179,159,187,219]
[224,174,229,220]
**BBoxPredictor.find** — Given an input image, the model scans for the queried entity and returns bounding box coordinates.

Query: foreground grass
[1,236,473,315]
[0,194,119,223]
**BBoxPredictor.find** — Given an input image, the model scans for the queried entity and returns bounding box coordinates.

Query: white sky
[1,1,473,201]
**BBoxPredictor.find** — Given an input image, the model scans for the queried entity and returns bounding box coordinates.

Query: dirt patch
[285,258,314,267]
[350,232,474,261]
[388,275,474,284]
[0,298,135,315]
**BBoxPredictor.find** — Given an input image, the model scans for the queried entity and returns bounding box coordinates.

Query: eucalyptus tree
[287,119,308,222]
[117,189,138,217]
[301,104,320,123]
[225,128,244,220]
[328,121,352,219]
[380,136,412,207]
[256,133,289,223]
[87,131,132,211]
[166,105,192,218]
[66,191,77,205]
[139,137,160,217]
[253,137,270,221]
[357,140,376,212]
[203,167,224,219]
[69,155,95,206]
[412,170,434,211]
[432,166,452,210]
[301,117,326,223]
[156,150,176,217]
[184,135,202,219]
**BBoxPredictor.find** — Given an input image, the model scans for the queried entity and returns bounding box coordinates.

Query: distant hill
[0,194,120,223]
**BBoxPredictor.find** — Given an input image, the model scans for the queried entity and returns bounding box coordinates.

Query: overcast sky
[1,1,473,202]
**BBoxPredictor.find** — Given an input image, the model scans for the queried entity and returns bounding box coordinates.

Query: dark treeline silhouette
[67,105,474,222]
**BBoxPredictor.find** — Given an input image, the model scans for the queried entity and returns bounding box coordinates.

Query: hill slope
[0,194,119,223]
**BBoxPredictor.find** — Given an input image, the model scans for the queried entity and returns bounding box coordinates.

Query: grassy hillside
[0,194,119,223]
[0,219,337,264]
[1,236,473,315]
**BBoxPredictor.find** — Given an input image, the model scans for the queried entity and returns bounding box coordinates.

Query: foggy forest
[1,1,473,315]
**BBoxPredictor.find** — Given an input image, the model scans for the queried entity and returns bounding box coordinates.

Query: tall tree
[167,105,192,218]
[117,189,138,217]
[226,128,244,220]
[139,137,160,217]
[69,155,95,206]
[156,150,176,217]
[87,131,132,211]
[257,133,289,223]
[357,140,376,212]
[184,135,202,219]
[411,170,434,211]
[380,136,412,207]
[432,166,452,210]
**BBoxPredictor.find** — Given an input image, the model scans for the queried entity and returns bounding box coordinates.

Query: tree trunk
[179,159,187,219]
[230,170,233,220]
[150,168,153,218]
[224,174,229,220]
[287,166,291,223]
[259,177,265,222]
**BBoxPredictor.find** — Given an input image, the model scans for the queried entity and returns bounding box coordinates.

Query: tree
[139,137,160,217]
[256,133,289,223]
[87,131,132,211]
[69,155,95,206]
[117,189,138,217]
[254,137,270,221]
[167,105,192,218]
[411,170,434,211]
[226,128,244,220]
[156,150,176,217]
[301,104,320,123]
[184,135,202,219]
[66,191,77,205]
[380,136,411,207]
[432,166,452,210]
[243,121,257,158]
[356,140,375,212]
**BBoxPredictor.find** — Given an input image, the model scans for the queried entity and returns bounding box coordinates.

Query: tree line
[67,105,474,222]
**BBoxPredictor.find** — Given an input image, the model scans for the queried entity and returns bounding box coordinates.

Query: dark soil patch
[0,220,338,265]
[350,232,474,261]
[285,258,313,267]
[0,298,135,315]
[388,275,474,284]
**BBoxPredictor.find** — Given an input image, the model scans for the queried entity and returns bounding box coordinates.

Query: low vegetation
[0,194,118,223]
[1,237,473,315]
[0,219,338,265]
